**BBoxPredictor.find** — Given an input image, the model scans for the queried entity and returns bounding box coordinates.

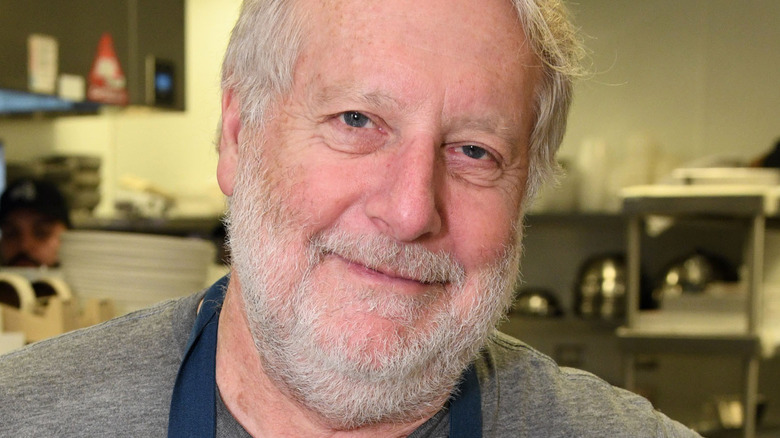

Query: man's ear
[217,89,242,196]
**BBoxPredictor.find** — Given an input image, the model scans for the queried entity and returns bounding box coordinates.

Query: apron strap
[449,363,483,438]
[167,276,228,438]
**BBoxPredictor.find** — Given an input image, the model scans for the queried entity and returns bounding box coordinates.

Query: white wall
[563,0,780,166]
[0,0,778,216]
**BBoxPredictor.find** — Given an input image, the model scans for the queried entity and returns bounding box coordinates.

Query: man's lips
[310,231,465,285]
[331,253,442,286]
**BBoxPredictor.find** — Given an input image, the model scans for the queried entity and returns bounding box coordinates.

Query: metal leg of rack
[622,216,641,394]
[626,215,641,330]
[741,214,764,438]
[746,214,765,336]
[743,354,760,438]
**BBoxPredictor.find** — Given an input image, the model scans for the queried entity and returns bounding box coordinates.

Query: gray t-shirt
[0,288,700,437]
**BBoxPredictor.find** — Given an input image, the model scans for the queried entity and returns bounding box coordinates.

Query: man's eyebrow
[312,85,409,112]
[456,118,516,137]
[446,115,524,148]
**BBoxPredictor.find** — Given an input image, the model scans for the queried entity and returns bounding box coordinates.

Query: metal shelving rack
[618,186,778,438]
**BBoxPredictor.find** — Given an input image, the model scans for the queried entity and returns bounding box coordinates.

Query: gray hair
[221,0,306,129]
[221,0,584,202]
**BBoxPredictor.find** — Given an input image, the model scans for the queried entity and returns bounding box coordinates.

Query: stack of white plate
[60,230,216,314]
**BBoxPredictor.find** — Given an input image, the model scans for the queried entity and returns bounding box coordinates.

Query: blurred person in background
[0,178,70,268]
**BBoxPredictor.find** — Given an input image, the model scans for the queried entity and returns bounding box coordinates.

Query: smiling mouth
[329,253,444,287]
[310,231,465,286]
[364,261,441,286]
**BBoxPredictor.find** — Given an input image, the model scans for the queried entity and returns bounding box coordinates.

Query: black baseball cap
[0,178,71,228]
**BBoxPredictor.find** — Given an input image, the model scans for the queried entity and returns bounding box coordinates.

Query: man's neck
[214,274,432,437]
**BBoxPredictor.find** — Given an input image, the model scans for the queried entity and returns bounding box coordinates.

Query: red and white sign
[87,33,128,106]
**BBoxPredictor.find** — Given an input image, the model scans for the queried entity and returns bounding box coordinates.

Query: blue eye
[341,111,371,128]
[461,145,488,160]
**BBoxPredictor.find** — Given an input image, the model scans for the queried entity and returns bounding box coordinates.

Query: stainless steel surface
[575,255,626,320]
[622,191,767,216]
[656,250,738,298]
[512,288,562,318]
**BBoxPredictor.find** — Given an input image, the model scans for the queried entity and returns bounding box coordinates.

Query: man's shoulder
[481,330,638,401]
[0,291,204,437]
[476,331,700,437]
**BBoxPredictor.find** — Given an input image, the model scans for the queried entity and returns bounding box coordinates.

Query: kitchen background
[1,0,779,436]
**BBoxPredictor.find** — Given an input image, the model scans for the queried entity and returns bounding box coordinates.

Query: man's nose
[364,136,443,242]
[18,231,36,252]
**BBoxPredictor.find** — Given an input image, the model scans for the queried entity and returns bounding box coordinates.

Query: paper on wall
[28,34,58,94]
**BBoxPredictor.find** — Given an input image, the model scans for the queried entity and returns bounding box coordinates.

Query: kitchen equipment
[0,267,73,307]
[703,393,768,432]
[39,154,102,214]
[511,288,563,317]
[655,249,739,300]
[574,254,626,320]
[115,175,176,218]
[31,276,73,307]
[0,272,37,312]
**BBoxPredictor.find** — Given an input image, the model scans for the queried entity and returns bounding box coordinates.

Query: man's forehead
[297,0,536,99]
[305,0,527,49]
[2,209,59,226]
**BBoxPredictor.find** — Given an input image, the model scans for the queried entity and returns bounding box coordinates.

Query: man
[0,0,700,436]
[0,178,70,267]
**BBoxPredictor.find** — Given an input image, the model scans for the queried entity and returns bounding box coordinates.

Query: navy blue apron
[168,277,482,437]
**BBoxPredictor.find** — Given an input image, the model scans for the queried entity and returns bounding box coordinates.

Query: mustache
[310,230,466,285]
[5,252,44,267]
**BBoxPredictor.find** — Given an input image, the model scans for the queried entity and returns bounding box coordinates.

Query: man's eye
[460,145,489,160]
[33,226,54,241]
[340,111,372,128]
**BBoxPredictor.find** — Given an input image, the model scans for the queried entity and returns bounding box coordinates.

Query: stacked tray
[60,230,215,314]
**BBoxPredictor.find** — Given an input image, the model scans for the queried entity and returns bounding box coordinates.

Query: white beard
[226,143,521,429]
